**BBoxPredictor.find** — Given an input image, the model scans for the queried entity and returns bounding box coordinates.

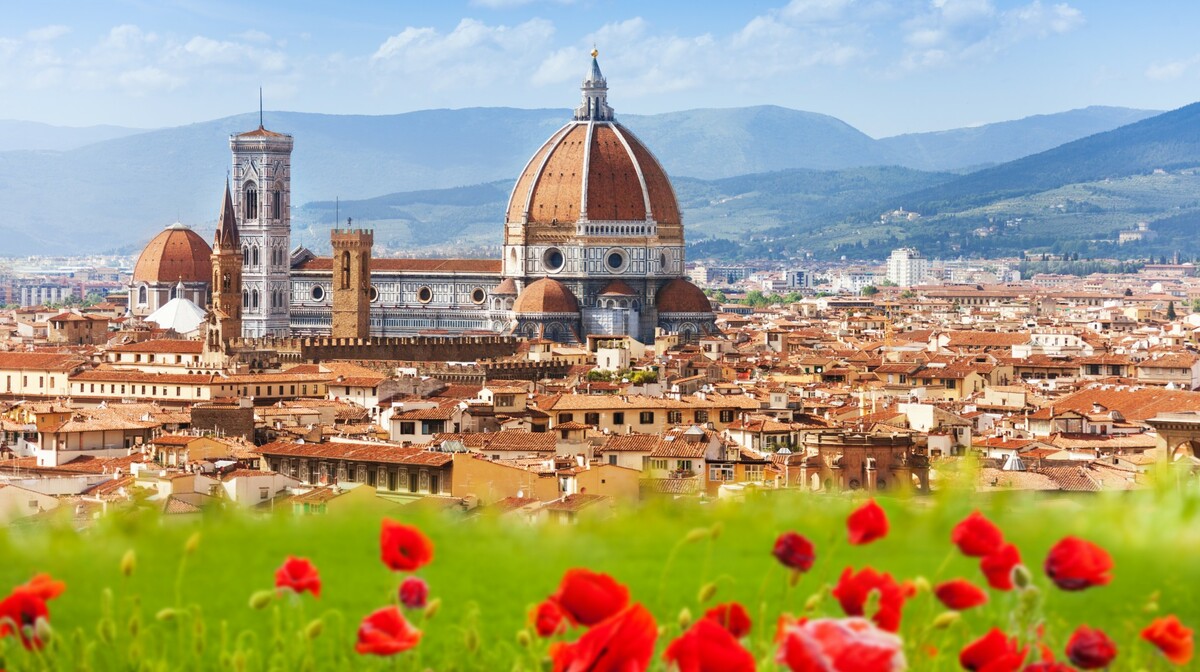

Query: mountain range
[0,104,1176,257]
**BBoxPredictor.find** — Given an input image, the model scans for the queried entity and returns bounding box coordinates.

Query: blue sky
[1,0,1198,137]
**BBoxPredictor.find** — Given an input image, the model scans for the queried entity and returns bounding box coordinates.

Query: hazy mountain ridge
[0,104,1164,255]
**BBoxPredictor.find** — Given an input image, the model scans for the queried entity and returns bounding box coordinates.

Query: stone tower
[330,224,373,339]
[231,122,293,337]
[207,182,243,351]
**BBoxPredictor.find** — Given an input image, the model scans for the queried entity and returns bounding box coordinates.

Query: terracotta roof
[1047,385,1200,423]
[599,434,660,453]
[0,352,86,372]
[109,339,204,354]
[433,431,556,453]
[656,279,712,314]
[73,370,217,385]
[235,125,289,139]
[296,257,501,274]
[258,440,454,466]
[514,278,579,314]
[133,223,212,285]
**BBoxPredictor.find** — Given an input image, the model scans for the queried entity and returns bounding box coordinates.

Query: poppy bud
[710,522,724,540]
[932,611,961,630]
[804,593,822,612]
[97,618,116,644]
[34,616,53,645]
[464,627,480,653]
[184,532,201,555]
[678,607,693,629]
[912,576,931,594]
[698,582,718,604]
[424,598,442,621]
[516,630,532,648]
[1012,564,1033,590]
[685,528,710,544]
[121,549,137,577]
[305,619,323,640]
[155,608,178,622]
[249,590,274,610]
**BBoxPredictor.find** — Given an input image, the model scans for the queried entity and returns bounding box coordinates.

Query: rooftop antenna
[259,87,263,128]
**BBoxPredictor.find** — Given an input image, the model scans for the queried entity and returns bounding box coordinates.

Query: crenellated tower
[231,121,294,337]
[330,223,373,340]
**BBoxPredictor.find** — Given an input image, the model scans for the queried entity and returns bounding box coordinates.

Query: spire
[574,48,614,122]
[215,180,240,249]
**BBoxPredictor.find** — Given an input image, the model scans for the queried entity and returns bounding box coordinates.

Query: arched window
[138,285,147,304]
[242,289,248,308]
[222,272,231,292]
[242,245,249,267]
[272,189,282,219]
[252,246,260,268]
[340,251,351,290]
[252,289,259,309]
[244,184,258,220]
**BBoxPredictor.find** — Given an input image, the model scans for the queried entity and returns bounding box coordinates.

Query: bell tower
[231,117,294,337]
[330,223,373,339]
[205,182,243,358]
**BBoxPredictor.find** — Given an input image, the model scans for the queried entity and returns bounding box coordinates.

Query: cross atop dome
[574,49,614,122]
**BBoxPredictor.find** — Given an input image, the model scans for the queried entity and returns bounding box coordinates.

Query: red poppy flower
[831,566,915,633]
[1065,625,1117,669]
[355,606,422,656]
[777,617,906,672]
[0,574,65,650]
[952,511,1005,557]
[1142,615,1194,665]
[380,520,434,573]
[551,568,630,627]
[1043,537,1113,591]
[532,599,567,638]
[847,499,889,545]
[980,542,1022,591]
[702,602,752,638]
[550,603,657,672]
[398,576,428,610]
[934,579,988,611]
[274,556,321,598]
[664,617,755,672]
[960,628,1028,672]
[772,532,816,572]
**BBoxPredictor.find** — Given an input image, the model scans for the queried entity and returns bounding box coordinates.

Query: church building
[136,52,715,345]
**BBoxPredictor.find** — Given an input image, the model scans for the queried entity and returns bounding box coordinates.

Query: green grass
[2,482,1200,670]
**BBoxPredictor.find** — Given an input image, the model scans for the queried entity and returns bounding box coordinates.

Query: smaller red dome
[493,277,519,296]
[656,279,712,313]
[514,278,580,314]
[600,279,637,296]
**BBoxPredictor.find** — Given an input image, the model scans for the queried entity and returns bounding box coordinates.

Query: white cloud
[371,18,555,91]
[236,30,273,44]
[1146,56,1200,82]
[117,66,184,94]
[26,25,70,42]
[900,0,1083,71]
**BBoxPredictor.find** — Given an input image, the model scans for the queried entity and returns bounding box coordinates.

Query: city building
[886,248,930,288]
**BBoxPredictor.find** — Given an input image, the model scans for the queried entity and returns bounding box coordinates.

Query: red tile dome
[133,223,212,284]
[513,278,580,314]
[656,279,712,313]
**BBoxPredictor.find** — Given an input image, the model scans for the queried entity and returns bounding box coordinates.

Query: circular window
[416,286,433,303]
[471,288,486,304]
[369,286,379,302]
[606,250,626,273]
[543,247,564,272]
[310,285,325,301]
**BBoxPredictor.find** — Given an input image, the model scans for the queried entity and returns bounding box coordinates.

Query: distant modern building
[886,248,930,288]
[786,269,813,290]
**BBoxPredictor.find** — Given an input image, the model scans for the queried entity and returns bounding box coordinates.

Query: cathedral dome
[656,279,712,313]
[504,53,681,247]
[513,278,580,314]
[133,223,213,284]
